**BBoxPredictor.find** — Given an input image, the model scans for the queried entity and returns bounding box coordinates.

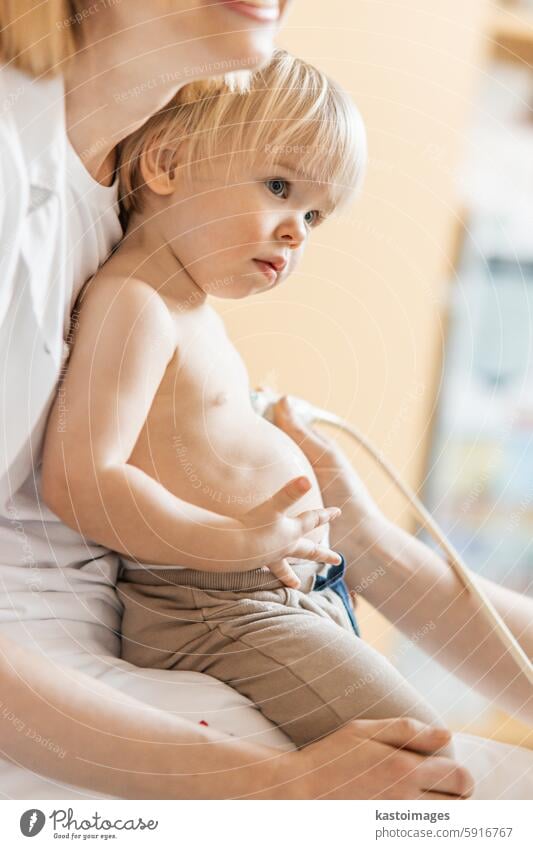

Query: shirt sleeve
[0,83,26,331]
[0,72,32,498]
[0,122,8,325]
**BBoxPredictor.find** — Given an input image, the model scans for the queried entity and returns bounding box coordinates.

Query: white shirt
[0,65,122,522]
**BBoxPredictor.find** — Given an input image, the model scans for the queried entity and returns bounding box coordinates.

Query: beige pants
[117,562,448,750]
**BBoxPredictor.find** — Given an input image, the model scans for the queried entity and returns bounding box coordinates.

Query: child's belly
[129,400,329,548]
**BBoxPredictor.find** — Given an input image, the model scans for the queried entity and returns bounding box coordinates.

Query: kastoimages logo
[20,809,46,837]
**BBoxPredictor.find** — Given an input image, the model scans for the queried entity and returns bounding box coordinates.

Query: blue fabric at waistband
[312,554,361,638]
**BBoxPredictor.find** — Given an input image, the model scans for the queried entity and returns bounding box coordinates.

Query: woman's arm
[356,519,533,723]
[0,635,472,800]
[274,397,533,723]
[479,575,533,658]
[41,278,339,577]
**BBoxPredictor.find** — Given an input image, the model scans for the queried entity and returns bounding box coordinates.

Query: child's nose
[274,214,306,249]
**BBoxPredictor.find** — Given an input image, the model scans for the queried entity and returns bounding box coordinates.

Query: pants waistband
[119,559,334,593]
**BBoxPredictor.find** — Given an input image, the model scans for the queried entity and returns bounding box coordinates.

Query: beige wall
[217,1,491,651]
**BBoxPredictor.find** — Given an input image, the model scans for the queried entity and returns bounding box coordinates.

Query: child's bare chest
[128,301,324,526]
[159,304,251,412]
[128,305,262,493]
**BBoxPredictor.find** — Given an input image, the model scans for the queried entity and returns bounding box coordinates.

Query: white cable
[250,389,533,684]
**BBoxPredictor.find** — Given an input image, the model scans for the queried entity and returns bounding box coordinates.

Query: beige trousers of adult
[118,562,448,750]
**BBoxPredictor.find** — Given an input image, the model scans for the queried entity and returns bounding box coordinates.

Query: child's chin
[214,282,267,300]
[202,283,239,300]
[203,271,272,299]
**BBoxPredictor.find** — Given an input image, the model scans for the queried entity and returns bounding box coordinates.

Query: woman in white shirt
[0,0,474,799]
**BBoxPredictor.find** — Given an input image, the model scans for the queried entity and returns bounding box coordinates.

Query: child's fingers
[295,506,341,534]
[290,540,342,565]
[245,477,311,523]
[267,559,301,588]
[264,475,312,515]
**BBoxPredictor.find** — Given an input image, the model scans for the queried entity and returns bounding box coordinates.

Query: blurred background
[216,0,533,747]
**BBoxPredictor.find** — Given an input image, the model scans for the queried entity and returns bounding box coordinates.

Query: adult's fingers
[267,559,301,588]
[273,397,334,463]
[418,792,469,800]
[416,755,474,798]
[351,717,453,755]
[347,718,473,798]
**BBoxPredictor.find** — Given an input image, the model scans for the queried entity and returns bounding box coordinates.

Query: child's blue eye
[304,210,320,227]
[266,178,289,198]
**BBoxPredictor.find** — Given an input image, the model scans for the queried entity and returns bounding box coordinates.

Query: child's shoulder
[78,265,168,319]
[75,268,176,350]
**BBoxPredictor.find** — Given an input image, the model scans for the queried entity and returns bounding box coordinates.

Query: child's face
[158,156,333,299]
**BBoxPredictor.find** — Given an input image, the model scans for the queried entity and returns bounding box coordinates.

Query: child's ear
[139,145,180,197]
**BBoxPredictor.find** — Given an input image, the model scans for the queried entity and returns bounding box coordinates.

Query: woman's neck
[63,9,201,185]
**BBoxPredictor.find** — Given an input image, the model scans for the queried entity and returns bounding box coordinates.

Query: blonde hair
[118,49,367,220]
[0,0,84,77]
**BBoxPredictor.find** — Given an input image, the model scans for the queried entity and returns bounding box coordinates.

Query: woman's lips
[220,1,280,24]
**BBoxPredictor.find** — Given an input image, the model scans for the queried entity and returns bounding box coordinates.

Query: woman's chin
[242,28,279,65]
[209,28,278,74]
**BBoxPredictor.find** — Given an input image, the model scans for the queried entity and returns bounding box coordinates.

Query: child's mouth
[220,1,280,24]
[252,256,287,283]
[253,259,279,282]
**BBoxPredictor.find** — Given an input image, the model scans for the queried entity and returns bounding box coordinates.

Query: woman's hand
[280,717,473,800]
[273,396,385,568]
[237,475,343,588]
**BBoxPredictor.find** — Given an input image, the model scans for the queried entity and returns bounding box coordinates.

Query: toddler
[42,51,451,751]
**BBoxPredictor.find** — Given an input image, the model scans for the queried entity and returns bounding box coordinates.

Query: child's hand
[238,475,342,588]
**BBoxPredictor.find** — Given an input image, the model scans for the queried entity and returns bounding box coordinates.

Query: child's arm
[41,277,340,575]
